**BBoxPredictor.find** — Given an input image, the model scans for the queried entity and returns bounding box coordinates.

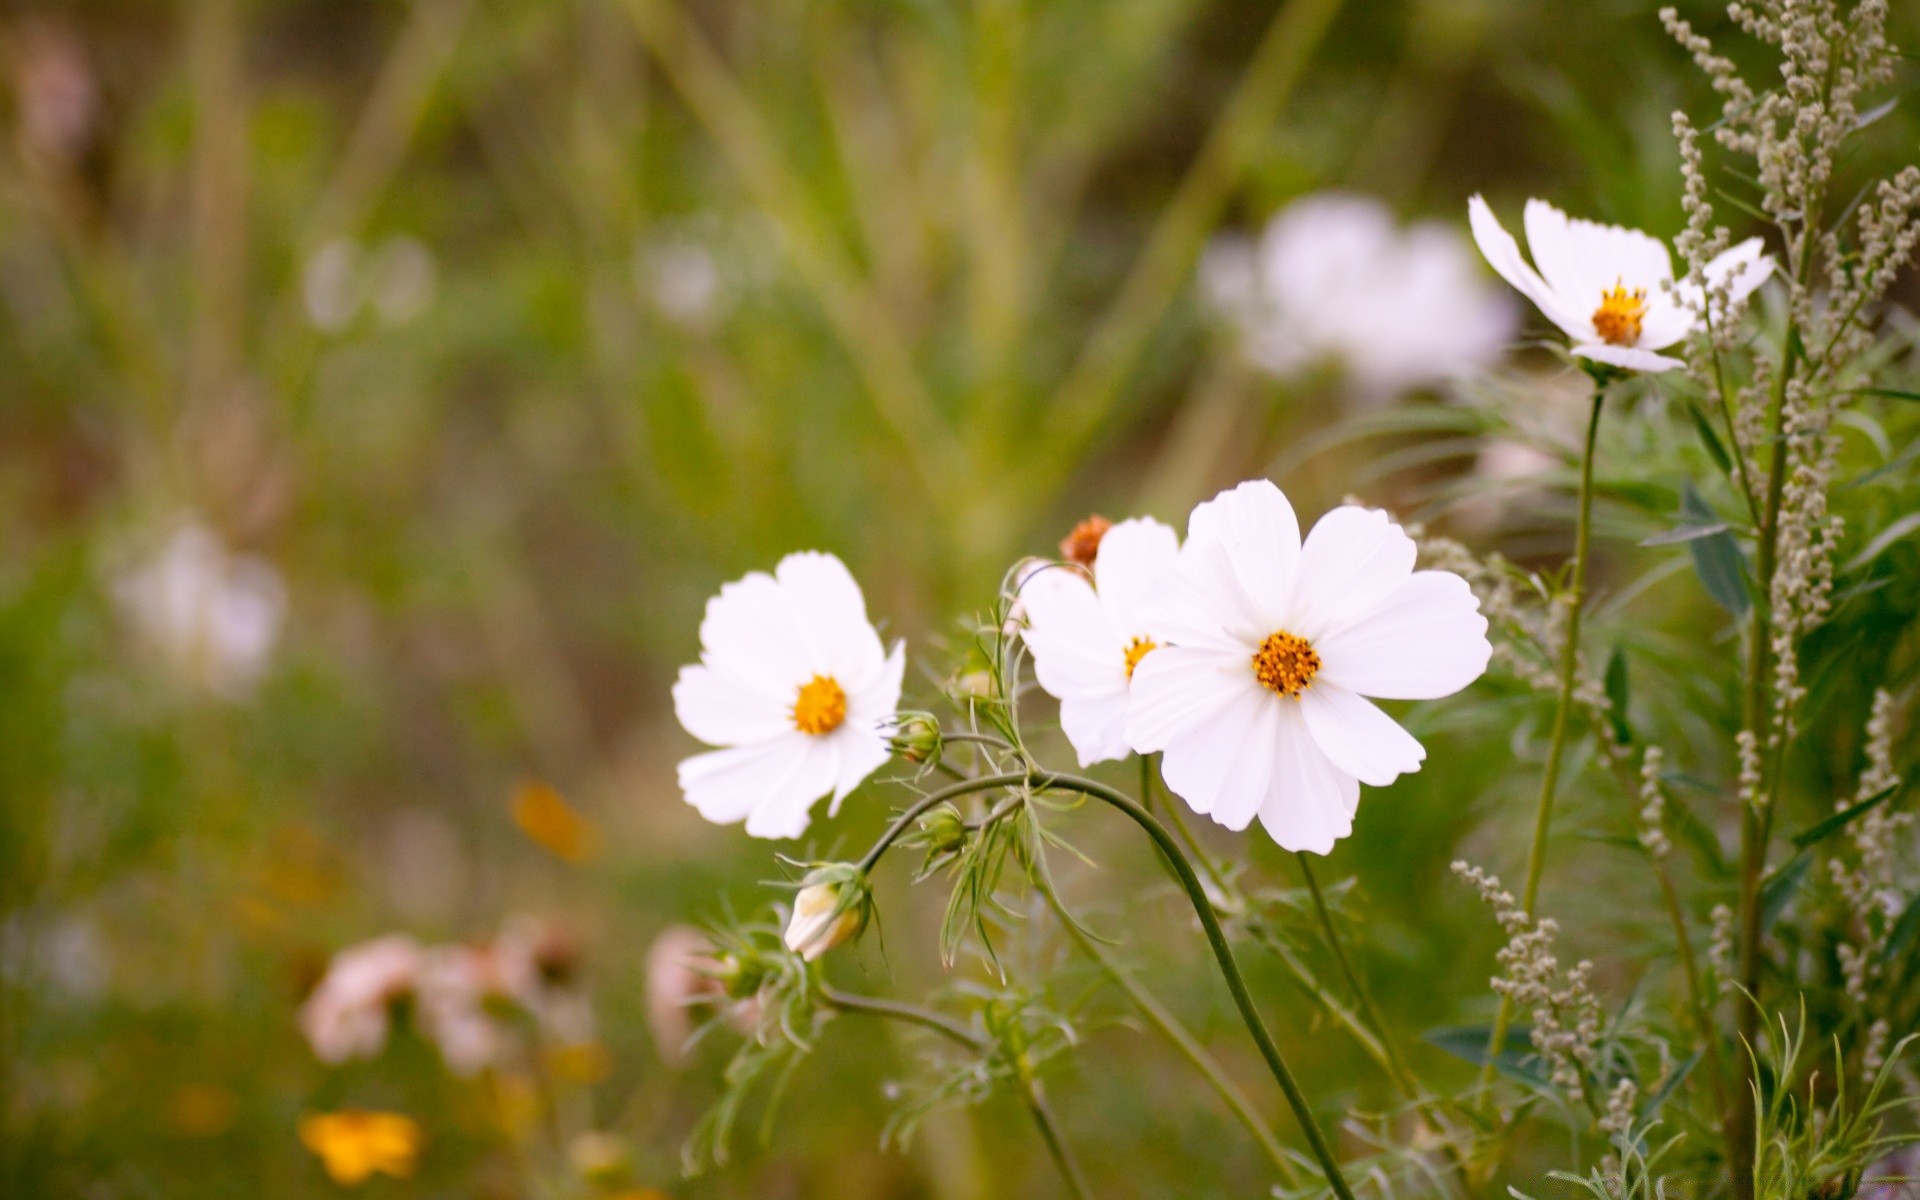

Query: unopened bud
[890,712,943,764]
[1059,515,1112,569]
[712,951,767,1000]
[916,805,969,857]
[784,867,869,962]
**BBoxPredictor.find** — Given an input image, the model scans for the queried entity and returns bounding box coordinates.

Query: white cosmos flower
[1468,195,1774,374]
[1203,192,1516,400]
[1019,518,1180,766]
[298,935,423,1065]
[115,521,286,700]
[1128,481,1492,854]
[674,552,905,839]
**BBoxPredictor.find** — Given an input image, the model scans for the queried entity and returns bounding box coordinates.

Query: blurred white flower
[1468,195,1773,374]
[366,236,437,326]
[414,944,504,1075]
[1128,481,1492,853]
[115,522,286,699]
[1203,192,1516,400]
[302,240,363,333]
[644,925,723,1065]
[302,235,437,332]
[416,918,592,1075]
[298,935,422,1065]
[1021,518,1181,766]
[636,235,724,328]
[674,553,905,839]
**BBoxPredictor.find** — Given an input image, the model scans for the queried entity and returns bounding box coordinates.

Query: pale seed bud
[784,868,869,961]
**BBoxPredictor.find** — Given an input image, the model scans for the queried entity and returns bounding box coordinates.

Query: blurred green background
[4,0,1918,1196]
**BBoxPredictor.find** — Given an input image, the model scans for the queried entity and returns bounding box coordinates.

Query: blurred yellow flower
[298,1110,421,1186]
[512,781,599,862]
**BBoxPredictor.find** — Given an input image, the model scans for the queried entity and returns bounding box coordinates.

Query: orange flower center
[1252,631,1320,698]
[1122,636,1157,680]
[792,675,848,735]
[1060,515,1113,569]
[1591,279,1648,346]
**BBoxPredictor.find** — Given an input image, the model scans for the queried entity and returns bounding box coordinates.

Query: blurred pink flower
[644,925,726,1066]
[298,935,422,1064]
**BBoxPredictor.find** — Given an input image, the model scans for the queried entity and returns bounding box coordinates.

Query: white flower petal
[1314,570,1491,700]
[1256,703,1360,854]
[743,736,840,839]
[1184,480,1301,628]
[828,725,891,809]
[1536,199,1673,308]
[1059,688,1135,767]
[673,663,792,747]
[1158,690,1276,828]
[1299,682,1427,787]
[1701,238,1775,309]
[1572,342,1686,373]
[1469,196,1590,340]
[697,571,811,693]
[1285,506,1417,640]
[1636,292,1696,350]
[1147,538,1272,652]
[848,639,907,725]
[678,737,814,829]
[1093,517,1180,637]
[1127,645,1259,754]
[774,551,886,688]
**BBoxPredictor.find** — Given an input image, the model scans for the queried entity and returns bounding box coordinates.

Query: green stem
[1296,856,1418,1099]
[1480,381,1606,1104]
[1040,773,1355,1200]
[1037,877,1301,1187]
[819,985,1091,1199]
[857,771,1028,874]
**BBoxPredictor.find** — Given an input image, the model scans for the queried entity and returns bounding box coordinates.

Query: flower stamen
[792,675,847,735]
[1252,631,1320,698]
[1123,636,1157,680]
[1591,278,1647,346]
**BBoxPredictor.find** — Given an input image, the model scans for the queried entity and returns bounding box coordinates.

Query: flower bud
[889,712,943,765]
[784,867,869,962]
[712,951,768,1000]
[916,805,969,857]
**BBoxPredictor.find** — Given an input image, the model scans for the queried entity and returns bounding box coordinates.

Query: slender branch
[1481,380,1607,1103]
[819,984,1092,1199]
[1037,876,1302,1187]
[858,771,1029,874]
[1037,772,1356,1200]
[1018,1079,1095,1200]
[1296,856,1418,1099]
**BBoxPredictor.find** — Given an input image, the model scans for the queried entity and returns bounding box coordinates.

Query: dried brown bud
[1059,515,1112,569]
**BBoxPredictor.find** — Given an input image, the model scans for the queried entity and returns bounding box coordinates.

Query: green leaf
[1847,386,1920,403]
[1686,398,1733,473]
[1880,894,1920,970]
[1790,783,1900,849]
[1681,482,1751,616]
[1424,1024,1548,1086]
[1843,511,1920,573]
[1603,646,1631,745]
[1639,1050,1701,1120]
[1640,522,1733,547]
[1759,852,1813,932]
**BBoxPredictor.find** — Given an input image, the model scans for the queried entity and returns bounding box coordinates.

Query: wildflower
[298,934,422,1064]
[674,552,905,839]
[887,712,944,765]
[1128,481,1490,853]
[299,1110,422,1185]
[1059,515,1113,569]
[784,866,870,961]
[1203,192,1516,399]
[644,925,728,1065]
[415,918,593,1075]
[114,521,286,699]
[1021,518,1180,766]
[511,780,600,863]
[1467,195,1772,373]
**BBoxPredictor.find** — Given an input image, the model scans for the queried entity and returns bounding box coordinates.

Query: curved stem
[1480,381,1606,1103]
[857,771,1028,874]
[1038,772,1355,1200]
[1296,856,1417,1100]
[1018,1079,1094,1200]
[819,983,1092,1199]
[1037,876,1301,1188]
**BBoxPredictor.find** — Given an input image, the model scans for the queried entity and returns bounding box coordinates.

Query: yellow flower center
[1591,279,1648,346]
[1123,636,1157,680]
[298,1110,422,1185]
[792,675,848,735]
[1252,631,1320,698]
